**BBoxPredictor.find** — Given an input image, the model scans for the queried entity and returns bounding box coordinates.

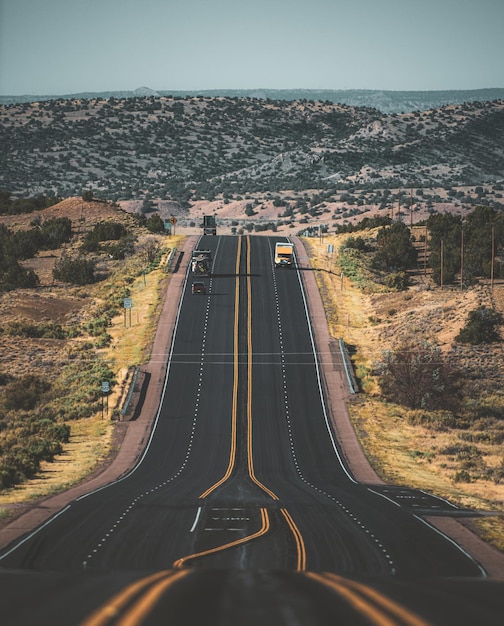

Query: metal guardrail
[166,247,178,272]
[120,366,140,418]
[338,338,358,394]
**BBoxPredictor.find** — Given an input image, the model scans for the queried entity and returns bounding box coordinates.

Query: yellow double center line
[78,237,308,625]
[305,572,430,626]
[173,507,270,569]
[79,570,189,626]
[186,236,305,569]
[199,236,278,501]
[280,508,307,571]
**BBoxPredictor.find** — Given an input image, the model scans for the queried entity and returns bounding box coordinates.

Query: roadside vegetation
[305,208,504,550]
[0,197,180,514]
[1,97,504,236]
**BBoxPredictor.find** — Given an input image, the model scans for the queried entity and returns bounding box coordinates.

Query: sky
[0,0,503,96]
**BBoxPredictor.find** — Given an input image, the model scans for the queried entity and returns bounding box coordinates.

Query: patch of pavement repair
[1,235,503,579]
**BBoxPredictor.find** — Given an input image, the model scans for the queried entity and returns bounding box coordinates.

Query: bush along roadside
[0,350,116,490]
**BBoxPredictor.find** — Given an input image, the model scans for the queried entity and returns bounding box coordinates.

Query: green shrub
[145,214,165,233]
[38,217,73,249]
[0,260,39,293]
[453,470,472,483]
[53,255,96,285]
[407,410,458,430]
[2,375,51,411]
[372,222,417,272]
[0,414,70,489]
[383,271,411,291]
[6,320,69,339]
[456,307,503,344]
[83,221,128,245]
[345,236,369,252]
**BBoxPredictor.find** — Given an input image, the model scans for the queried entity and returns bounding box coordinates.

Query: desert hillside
[306,232,504,549]
[1,96,503,237]
[0,197,177,505]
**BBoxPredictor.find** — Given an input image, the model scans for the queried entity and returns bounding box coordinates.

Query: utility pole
[491,226,495,289]
[410,187,413,228]
[424,225,428,276]
[440,239,444,289]
[460,227,464,291]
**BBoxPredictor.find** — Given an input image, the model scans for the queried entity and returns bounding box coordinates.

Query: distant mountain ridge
[2,94,504,213]
[1,87,504,113]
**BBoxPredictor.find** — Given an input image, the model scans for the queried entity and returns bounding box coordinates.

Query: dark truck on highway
[202,215,217,235]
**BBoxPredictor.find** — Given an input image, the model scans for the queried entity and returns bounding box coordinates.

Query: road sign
[101,381,110,393]
[124,297,132,309]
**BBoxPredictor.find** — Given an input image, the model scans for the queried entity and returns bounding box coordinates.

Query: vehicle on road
[191,249,212,275]
[202,215,217,235]
[191,281,206,294]
[274,242,294,267]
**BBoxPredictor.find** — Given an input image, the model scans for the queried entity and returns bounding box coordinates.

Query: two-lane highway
[0,235,502,625]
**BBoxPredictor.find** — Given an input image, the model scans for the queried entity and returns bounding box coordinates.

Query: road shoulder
[292,236,504,580]
[0,236,197,551]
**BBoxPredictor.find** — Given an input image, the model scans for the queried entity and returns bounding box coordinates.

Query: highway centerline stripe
[305,572,430,626]
[280,508,307,571]
[79,570,189,626]
[173,508,270,569]
[192,236,306,571]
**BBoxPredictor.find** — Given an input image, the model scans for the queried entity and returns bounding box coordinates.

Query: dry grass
[304,234,504,550]
[0,416,114,507]
[0,229,183,512]
[97,237,184,415]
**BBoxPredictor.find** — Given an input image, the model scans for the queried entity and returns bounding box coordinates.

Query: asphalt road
[0,235,503,625]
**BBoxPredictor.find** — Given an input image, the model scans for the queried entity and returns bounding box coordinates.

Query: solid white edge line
[367,486,487,577]
[414,513,487,578]
[291,237,357,485]
[0,235,216,559]
[0,505,71,561]
[190,507,202,533]
[295,238,485,577]
[76,236,226,501]
[76,240,195,500]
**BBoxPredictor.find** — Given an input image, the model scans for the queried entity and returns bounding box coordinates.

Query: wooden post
[460,228,464,291]
[440,239,444,289]
[491,226,495,289]
[410,187,413,227]
[424,225,428,276]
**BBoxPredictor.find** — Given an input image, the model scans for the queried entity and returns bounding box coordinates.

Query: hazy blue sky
[1,0,503,95]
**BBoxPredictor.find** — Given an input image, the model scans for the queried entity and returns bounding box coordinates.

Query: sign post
[101,381,110,419]
[123,297,132,327]
[169,216,177,235]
